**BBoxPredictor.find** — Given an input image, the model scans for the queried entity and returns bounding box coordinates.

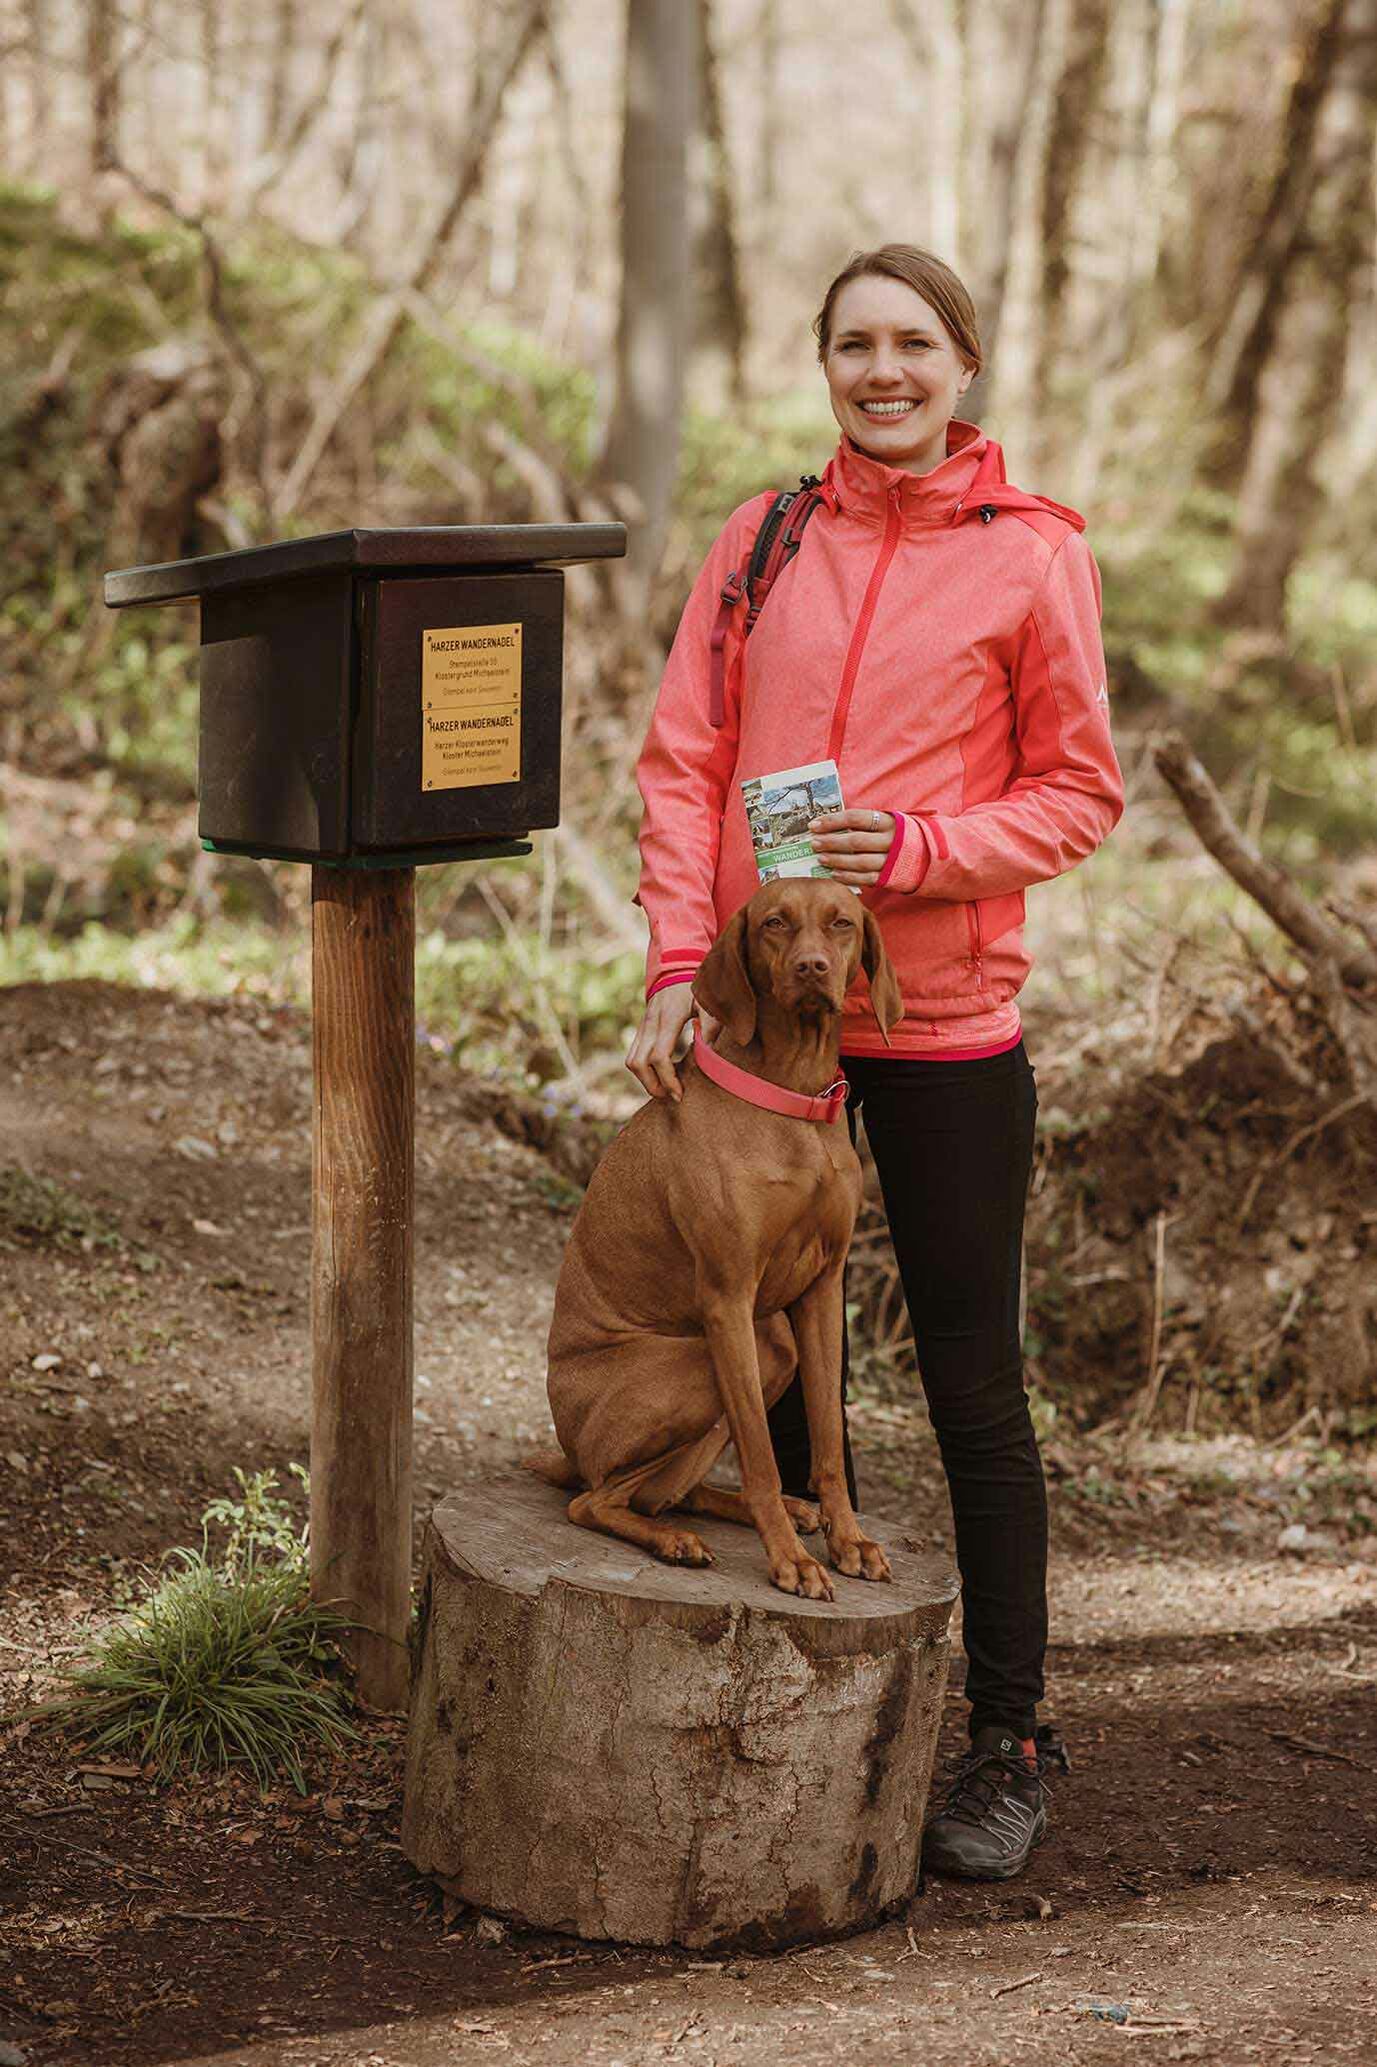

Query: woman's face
[823,275,974,475]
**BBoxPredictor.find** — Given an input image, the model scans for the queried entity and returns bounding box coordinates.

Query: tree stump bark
[401,1475,958,1951]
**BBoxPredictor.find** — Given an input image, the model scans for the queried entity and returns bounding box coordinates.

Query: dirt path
[2,982,1374,2067]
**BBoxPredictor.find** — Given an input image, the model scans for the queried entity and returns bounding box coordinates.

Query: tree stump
[401,1475,958,1951]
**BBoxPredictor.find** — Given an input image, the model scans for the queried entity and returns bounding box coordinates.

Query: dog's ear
[693,905,758,1047]
[860,907,904,1047]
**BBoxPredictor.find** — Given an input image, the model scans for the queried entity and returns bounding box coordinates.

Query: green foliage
[674,390,836,561]
[86,624,200,795]
[416,928,644,1082]
[201,1464,311,1578]
[396,313,598,476]
[29,1464,355,1792]
[0,1163,125,1253]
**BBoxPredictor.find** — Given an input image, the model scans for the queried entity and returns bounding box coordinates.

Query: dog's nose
[792,950,831,981]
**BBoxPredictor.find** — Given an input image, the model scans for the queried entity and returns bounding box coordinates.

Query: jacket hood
[820,420,1086,534]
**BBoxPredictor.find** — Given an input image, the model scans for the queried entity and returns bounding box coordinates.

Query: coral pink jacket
[634,421,1125,1057]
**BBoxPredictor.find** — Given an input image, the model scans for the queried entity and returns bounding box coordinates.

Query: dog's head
[692,879,904,1048]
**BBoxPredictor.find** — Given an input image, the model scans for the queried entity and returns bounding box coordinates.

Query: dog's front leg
[699,1276,835,1602]
[790,1265,892,1583]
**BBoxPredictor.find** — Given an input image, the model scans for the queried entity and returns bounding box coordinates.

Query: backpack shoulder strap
[708,476,824,727]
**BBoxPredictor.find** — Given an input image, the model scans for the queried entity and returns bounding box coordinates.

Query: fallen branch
[1266,1729,1361,1767]
[1154,730,1377,1101]
[1153,732,1375,987]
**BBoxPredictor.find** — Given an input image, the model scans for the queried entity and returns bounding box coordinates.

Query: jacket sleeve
[880,530,1125,899]
[634,493,774,997]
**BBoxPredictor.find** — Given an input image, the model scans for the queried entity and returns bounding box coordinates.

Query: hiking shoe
[922,1724,1049,1882]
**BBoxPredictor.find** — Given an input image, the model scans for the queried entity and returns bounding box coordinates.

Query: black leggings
[766,1037,1044,1741]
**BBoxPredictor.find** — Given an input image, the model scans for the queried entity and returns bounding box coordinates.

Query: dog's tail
[524,1447,582,1491]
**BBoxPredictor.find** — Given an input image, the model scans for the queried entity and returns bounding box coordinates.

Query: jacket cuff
[647,968,698,1001]
[875,813,936,894]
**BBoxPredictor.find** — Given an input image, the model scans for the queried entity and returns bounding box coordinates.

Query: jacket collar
[821,419,1002,526]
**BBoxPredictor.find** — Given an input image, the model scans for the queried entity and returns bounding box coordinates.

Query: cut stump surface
[401,1474,958,1950]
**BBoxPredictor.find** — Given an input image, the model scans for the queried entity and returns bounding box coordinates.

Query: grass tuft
[28,1467,358,1792]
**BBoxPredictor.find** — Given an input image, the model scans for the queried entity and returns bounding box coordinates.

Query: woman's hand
[626,985,721,1102]
[809,809,897,889]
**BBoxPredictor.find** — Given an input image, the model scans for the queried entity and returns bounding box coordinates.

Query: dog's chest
[750,1151,857,1313]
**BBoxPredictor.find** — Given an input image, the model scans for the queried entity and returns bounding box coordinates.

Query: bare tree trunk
[25,0,51,180]
[199,0,228,212]
[1034,0,1111,424]
[1216,0,1377,631]
[1059,0,1158,507]
[889,0,964,264]
[758,0,780,221]
[956,0,1051,425]
[692,0,746,406]
[597,0,696,599]
[266,0,297,150]
[86,0,120,177]
[1133,0,1190,296]
[1203,0,1349,490]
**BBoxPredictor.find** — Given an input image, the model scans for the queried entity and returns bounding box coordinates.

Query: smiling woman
[625,240,1125,1891]
[817,250,981,478]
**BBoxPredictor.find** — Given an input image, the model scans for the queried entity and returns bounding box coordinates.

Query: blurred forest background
[3,0,1377,1445]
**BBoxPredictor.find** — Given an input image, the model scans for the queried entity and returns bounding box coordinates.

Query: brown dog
[529,878,904,1601]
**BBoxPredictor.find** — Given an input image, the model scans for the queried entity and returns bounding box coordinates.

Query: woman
[626,245,1124,1882]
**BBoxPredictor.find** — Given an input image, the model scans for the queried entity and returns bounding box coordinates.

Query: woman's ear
[692,905,757,1048]
[860,908,904,1046]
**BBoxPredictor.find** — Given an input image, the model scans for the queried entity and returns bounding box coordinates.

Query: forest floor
[1,979,1374,2067]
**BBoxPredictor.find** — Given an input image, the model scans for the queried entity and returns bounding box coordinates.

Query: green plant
[29,1464,355,1791]
[0,1163,124,1252]
[201,1463,311,1576]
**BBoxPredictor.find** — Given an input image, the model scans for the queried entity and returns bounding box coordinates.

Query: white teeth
[860,400,917,416]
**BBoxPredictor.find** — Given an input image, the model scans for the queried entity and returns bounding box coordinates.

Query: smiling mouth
[858,399,921,418]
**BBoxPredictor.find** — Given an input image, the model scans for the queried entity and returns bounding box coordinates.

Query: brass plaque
[421,622,522,790]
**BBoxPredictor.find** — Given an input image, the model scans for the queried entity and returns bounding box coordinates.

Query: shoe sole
[922,1809,1048,1883]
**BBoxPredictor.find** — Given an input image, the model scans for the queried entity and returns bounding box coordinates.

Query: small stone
[0,2040,29,2065]
[175,1136,218,1160]
[1278,1523,1310,1552]
[193,1219,227,1237]
[6,1452,28,1473]
[31,1353,61,1372]
[475,1915,508,1946]
[86,1362,103,1380]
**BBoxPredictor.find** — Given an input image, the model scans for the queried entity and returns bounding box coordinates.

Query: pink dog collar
[692,1028,849,1124]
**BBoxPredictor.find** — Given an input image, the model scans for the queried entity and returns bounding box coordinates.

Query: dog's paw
[782,1496,822,1534]
[828,1533,894,1583]
[770,1550,834,1603]
[658,1529,714,1567]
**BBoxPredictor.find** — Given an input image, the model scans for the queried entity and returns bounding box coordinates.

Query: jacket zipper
[966,897,984,980]
[826,482,903,765]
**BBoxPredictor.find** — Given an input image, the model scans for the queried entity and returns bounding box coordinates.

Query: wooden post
[310,865,415,1710]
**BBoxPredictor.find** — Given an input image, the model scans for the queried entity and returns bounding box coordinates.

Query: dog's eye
[831,916,855,929]
[763,914,788,929]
